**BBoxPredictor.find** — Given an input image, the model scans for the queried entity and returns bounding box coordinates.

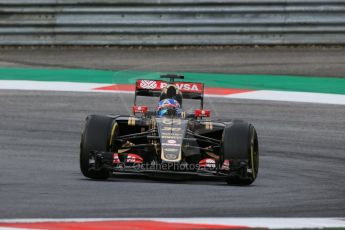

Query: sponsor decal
[132,105,148,114]
[161,135,181,139]
[164,148,178,152]
[161,82,201,92]
[162,127,181,131]
[195,109,211,118]
[137,80,202,93]
[139,80,157,89]
[112,153,120,164]
[161,132,181,136]
[167,139,176,144]
[162,143,180,147]
[126,153,144,163]
[199,158,216,168]
[162,118,181,125]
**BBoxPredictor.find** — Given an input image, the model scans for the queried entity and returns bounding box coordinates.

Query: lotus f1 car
[80,75,259,185]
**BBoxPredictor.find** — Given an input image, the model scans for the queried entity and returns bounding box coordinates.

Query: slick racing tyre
[80,115,114,180]
[222,122,259,185]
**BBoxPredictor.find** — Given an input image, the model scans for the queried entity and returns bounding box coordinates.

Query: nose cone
[156,117,188,162]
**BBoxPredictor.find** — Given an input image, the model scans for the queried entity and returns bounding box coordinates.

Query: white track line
[0,228,33,230]
[0,228,32,230]
[1,218,345,229]
[0,80,108,92]
[227,90,345,105]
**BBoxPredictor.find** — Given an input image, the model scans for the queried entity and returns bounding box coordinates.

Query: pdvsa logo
[160,82,200,91]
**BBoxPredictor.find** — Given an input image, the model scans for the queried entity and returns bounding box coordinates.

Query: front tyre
[222,122,259,185]
[80,115,114,179]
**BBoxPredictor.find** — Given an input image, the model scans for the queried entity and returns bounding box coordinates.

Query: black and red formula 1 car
[80,74,259,185]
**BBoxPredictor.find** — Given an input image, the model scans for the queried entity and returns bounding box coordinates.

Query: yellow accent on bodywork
[128,117,136,126]
[151,118,156,129]
[205,121,213,130]
[109,122,118,146]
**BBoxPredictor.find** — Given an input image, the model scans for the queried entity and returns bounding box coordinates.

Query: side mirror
[132,106,148,115]
[194,109,210,118]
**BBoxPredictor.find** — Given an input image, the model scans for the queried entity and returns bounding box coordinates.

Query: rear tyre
[222,122,259,185]
[80,115,114,179]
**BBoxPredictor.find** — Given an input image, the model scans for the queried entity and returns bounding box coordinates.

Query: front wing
[89,151,247,179]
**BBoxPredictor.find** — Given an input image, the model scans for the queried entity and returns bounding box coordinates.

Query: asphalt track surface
[0,47,344,218]
[0,90,344,218]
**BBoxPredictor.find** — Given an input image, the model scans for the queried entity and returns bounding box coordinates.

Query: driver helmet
[157,99,181,117]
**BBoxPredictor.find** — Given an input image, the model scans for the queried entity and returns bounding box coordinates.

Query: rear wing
[134,79,204,108]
